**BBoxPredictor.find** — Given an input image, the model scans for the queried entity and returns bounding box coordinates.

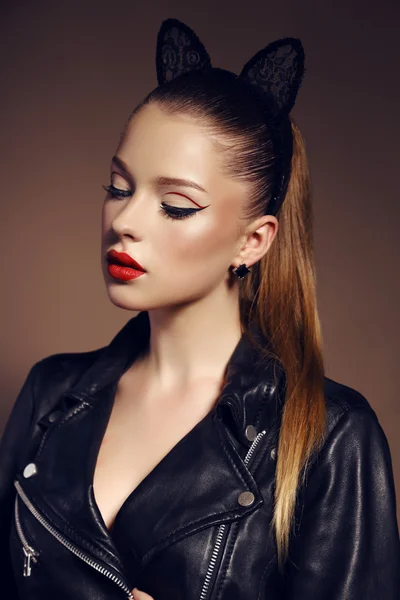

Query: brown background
[1,1,399,518]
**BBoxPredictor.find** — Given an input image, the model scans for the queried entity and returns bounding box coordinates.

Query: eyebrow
[111,155,208,194]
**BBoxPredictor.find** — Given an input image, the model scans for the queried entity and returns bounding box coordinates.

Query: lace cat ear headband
[155,18,305,278]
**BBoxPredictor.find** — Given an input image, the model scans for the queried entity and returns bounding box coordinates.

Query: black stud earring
[233,263,251,279]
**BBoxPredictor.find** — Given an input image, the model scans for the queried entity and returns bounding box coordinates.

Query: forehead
[118,104,216,176]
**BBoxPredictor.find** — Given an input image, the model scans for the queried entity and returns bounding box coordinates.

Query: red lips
[106,249,146,272]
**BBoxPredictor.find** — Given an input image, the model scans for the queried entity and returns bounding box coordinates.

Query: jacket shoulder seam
[317,404,380,465]
[324,376,373,412]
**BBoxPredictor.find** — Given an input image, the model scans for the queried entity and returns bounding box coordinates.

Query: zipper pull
[23,546,37,577]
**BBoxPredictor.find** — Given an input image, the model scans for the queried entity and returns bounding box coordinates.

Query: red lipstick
[106,249,146,281]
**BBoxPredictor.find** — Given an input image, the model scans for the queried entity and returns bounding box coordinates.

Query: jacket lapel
[16,310,286,573]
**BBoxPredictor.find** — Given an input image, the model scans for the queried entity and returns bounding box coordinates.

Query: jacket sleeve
[0,363,39,599]
[284,405,400,599]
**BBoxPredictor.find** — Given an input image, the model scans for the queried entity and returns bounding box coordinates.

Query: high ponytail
[241,119,327,569]
[134,70,327,571]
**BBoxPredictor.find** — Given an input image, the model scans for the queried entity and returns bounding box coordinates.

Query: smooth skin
[100,103,279,599]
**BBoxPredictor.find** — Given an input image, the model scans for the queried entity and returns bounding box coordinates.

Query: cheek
[158,217,235,269]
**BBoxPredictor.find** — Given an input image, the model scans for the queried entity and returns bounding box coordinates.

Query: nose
[110,193,148,239]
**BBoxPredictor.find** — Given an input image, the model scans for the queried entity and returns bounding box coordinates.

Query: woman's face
[101,103,255,313]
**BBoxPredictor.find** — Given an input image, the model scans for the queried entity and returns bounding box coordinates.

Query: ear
[239,38,305,121]
[156,18,212,85]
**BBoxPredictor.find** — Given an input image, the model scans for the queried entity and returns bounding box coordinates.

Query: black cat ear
[156,18,212,85]
[239,38,305,121]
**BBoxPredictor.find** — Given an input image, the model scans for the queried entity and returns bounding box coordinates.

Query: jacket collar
[22,310,287,575]
[61,310,286,446]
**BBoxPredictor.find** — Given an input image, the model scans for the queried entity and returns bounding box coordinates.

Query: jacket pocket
[14,493,40,577]
[198,429,267,600]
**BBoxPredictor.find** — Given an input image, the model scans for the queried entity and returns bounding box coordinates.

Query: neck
[134,284,243,395]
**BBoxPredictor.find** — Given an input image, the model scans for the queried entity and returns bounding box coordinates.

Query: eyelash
[102,184,201,221]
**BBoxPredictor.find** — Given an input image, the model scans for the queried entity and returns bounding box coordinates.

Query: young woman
[1,18,399,600]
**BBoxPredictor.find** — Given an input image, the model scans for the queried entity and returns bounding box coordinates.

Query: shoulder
[1,347,106,458]
[25,347,106,419]
[323,374,379,429]
[31,347,106,391]
[314,375,393,471]
[290,380,400,587]
[324,375,374,412]
[296,375,399,541]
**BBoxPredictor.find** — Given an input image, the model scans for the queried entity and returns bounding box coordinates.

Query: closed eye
[159,203,202,220]
[102,184,131,199]
[102,184,207,221]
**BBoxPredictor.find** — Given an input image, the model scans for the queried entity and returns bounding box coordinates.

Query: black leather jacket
[1,310,400,599]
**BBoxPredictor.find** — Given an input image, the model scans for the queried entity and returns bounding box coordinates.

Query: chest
[13,370,278,600]
[92,377,224,532]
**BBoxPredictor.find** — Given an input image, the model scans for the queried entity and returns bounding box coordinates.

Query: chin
[104,290,147,312]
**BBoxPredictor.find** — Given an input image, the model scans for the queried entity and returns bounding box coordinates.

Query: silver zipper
[242,430,267,469]
[14,494,40,576]
[198,429,267,600]
[14,480,134,599]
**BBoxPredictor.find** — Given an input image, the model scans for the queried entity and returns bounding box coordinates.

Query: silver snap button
[238,491,255,506]
[270,447,276,460]
[23,463,37,478]
[48,410,61,423]
[245,425,257,441]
